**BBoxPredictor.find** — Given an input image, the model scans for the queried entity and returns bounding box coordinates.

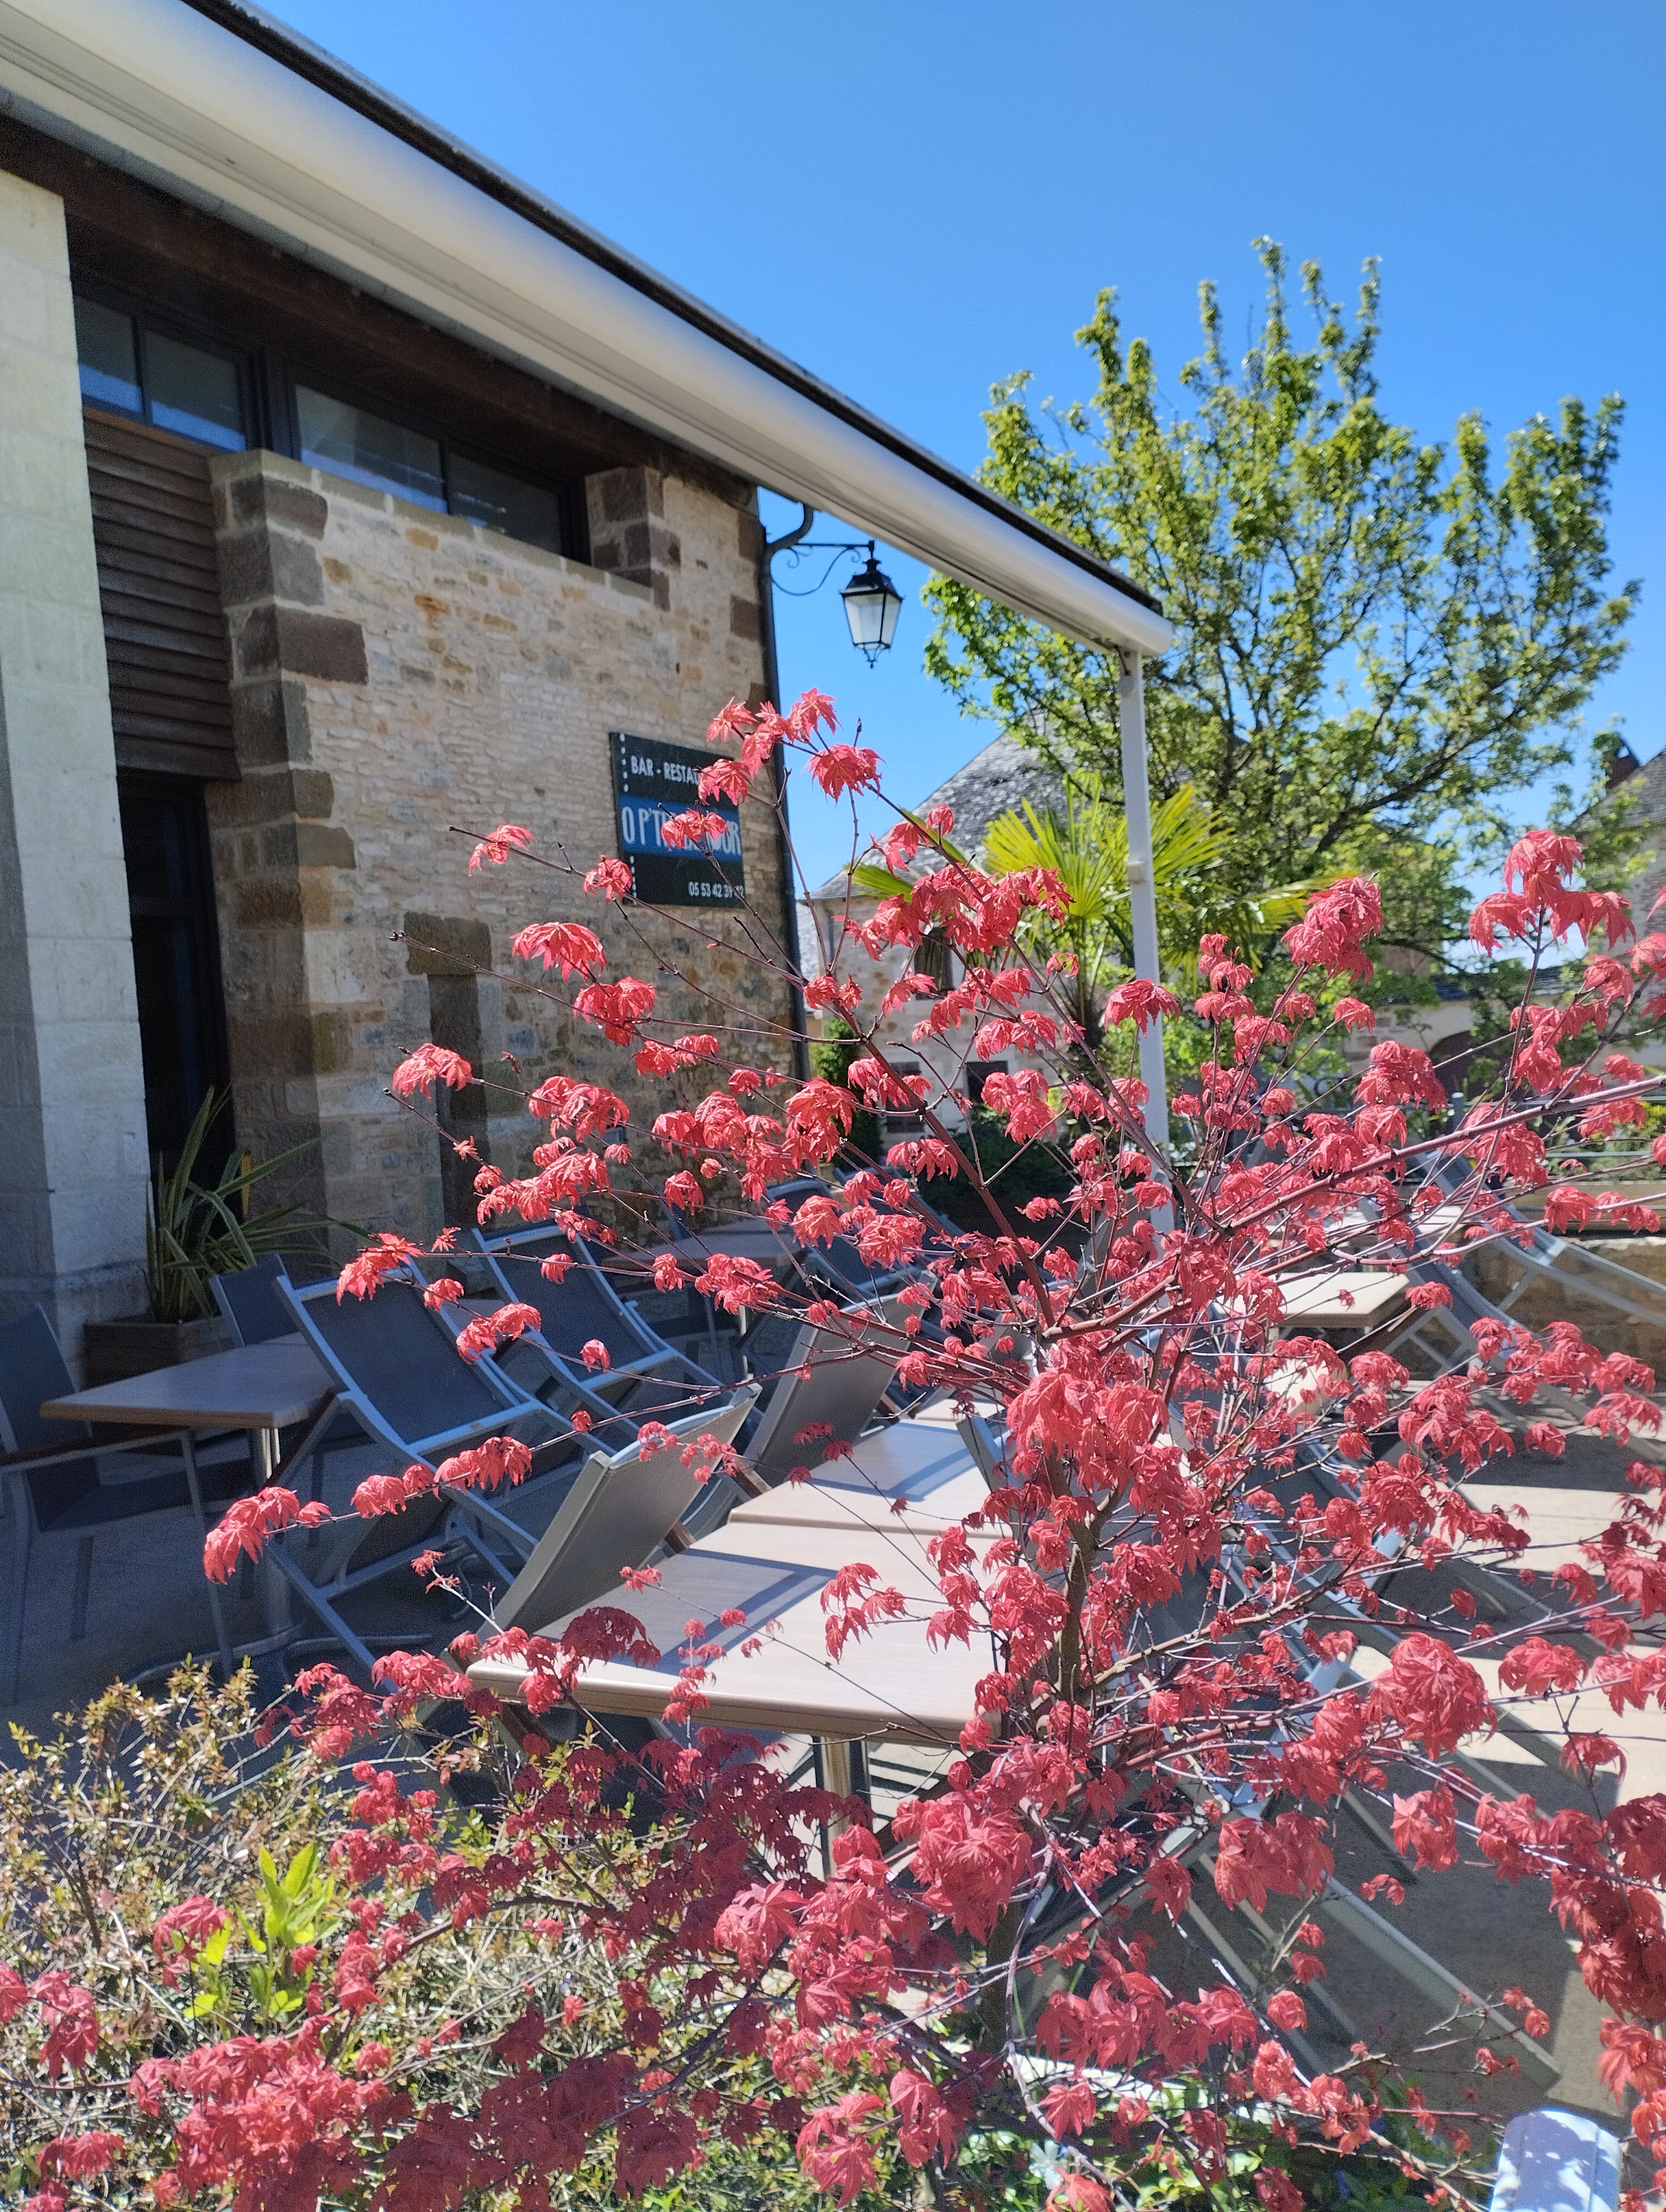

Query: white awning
[0,0,1173,658]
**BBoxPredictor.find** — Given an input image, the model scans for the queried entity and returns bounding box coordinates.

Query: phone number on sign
[686,879,741,902]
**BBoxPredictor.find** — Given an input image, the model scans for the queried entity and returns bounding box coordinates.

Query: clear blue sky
[267,0,1665,895]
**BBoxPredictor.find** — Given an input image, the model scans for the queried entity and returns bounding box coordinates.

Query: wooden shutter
[83,407,239,780]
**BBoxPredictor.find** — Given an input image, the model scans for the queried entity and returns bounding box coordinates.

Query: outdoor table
[469,1511,995,1763]
[729,1418,989,1534]
[40,1340,337,1673]
[1276,1268,1409,1334]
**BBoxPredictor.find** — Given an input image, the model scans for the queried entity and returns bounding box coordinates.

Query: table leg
[818,1737,864,1876]
[253,1426,293,1637]
[180,1431,236,1680]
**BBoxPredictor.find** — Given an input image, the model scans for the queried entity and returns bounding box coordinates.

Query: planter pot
[81,1313,229,1385]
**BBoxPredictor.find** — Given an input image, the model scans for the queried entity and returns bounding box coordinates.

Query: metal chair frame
[467,1225,720,1414]
[0,1304,253,1698]
[264,1272,585,1671]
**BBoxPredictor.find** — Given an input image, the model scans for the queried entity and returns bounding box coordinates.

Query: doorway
[116,771,230,1175]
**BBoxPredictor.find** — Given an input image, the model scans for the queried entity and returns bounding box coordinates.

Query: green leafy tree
[926,239,1641,966]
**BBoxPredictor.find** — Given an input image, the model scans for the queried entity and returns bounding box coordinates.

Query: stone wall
[206,448,787,1248]
[0,171,149,1353]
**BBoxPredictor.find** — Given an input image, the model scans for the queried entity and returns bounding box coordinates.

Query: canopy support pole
[1118,649,1169,1153]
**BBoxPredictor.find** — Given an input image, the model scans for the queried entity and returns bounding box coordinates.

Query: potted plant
[83,1091,342,1382]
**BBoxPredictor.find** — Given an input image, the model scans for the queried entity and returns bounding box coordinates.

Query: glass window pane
[74,295,140,414]
[448,451,563,554]
[147,332,245,450]
[296,385,445,508]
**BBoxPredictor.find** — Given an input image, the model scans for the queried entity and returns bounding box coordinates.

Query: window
[449,451,563,555]
[918,930,955,992]
[73,294,247,451]
[882,1059,927,1140]
[296,385,444,508]
[295,384,565,553]
[72,288,576,558]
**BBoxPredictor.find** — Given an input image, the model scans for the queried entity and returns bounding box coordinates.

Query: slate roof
[808,731,1066,901]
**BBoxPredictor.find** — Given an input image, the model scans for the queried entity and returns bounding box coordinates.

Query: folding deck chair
[740,1296,909,1484]
[490,1391,759,1634]
[765,1176,927,1302]
[264,1273,599,1671]
[469,1226,720,1420]
[0,1304,254,1699]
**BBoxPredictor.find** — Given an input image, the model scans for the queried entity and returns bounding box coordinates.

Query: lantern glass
[840,551,902,665]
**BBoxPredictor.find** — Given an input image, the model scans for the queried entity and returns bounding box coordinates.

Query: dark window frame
[279,359,581,557]
[72,282,585,560]
[71,278,259,451]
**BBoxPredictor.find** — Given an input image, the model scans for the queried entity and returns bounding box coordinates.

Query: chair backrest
[0,1305,81,1456]
[0,1305,99,1522]
[772,1183,918,1301]
[494,1389,757,1634]
[475,1229,665,1374]
[211,1255,294,1347]
[742,1297,906,1483]
[280,1275,527,1454]
[304,1480,459,1587]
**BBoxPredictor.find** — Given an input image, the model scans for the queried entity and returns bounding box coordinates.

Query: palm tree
[981,777,1323,1046]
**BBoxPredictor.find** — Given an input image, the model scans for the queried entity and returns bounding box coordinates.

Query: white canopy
[0,0,1172,658]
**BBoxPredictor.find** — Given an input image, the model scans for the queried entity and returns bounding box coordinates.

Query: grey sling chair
[264,1271,597,1673]
[764,1176,926,1304]
[467,1224,722,1423]
[0,1303,255,1700]
[489,1388,760,1636]
[739,1295,911,1487]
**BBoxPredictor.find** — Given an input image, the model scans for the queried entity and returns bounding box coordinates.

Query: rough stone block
[311,1008,352,1072]
[226,677,312,768]
[259,820,357,871]
[234,605,368,685]
[228,472,328,539]
[218,527,325,609]
[403,912,492,976]
[291,767,336,819]
[233,877,306,929]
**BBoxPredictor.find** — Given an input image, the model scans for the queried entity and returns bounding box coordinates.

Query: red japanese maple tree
[14,691,1666,2211]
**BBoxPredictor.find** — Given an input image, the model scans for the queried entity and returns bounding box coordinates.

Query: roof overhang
[0,0,1173,658]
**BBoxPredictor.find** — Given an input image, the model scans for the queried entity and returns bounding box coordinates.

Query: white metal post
[1117,650,1170,1152]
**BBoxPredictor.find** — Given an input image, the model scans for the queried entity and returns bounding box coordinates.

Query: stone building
[0,0,1168,1365]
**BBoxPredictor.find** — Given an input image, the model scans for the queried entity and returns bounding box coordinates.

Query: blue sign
[611,731,746,906]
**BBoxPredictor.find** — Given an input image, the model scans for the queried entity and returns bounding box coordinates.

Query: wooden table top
[469,1481,996,1741]
[42,1340,334,1430]
[730,1420,989,1534]
[1277,1269,1409,1330]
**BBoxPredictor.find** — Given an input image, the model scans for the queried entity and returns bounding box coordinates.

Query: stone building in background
[0,1,1168,1366]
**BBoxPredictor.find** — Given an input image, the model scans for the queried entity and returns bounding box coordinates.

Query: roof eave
[0,0,1172,657]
